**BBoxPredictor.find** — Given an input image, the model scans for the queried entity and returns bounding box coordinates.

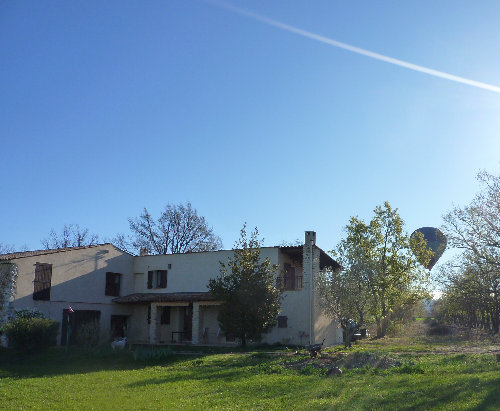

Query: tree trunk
[376,316,389,338]
[376,318,383,338]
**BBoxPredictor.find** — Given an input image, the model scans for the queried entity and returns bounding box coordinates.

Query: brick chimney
[139,248,149,256]
[305,231,316,246]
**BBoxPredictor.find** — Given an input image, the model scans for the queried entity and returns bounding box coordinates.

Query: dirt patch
[340,351,401,369]
[283,351,401,372]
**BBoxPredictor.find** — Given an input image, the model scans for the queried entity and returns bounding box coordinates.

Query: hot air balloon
[411,227,447,270]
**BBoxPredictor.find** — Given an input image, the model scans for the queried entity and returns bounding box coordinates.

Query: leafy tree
[366,203,432,337]
[208,225,281,346]
[126,202,222,255]
[320,202,432,338]
[42,224,99,249]
[317,219,373,346]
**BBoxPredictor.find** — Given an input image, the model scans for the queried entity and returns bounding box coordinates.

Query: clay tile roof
[0,243,132,261]
[112,292,215,304]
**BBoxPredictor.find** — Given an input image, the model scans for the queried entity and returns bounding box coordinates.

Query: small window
[147,270,167,289]
[277,316,288,328]
[160,307,171,325]
[33,263,52,301]
[105,272,121,296]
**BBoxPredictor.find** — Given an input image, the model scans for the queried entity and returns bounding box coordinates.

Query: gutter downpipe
[309,240,313,346]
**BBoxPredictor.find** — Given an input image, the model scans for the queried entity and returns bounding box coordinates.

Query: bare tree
[42,224,100,249]
[127,202,223,255]
[0,243,14,254]
[440,171,500,333]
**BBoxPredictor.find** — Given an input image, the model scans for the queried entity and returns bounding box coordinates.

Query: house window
[160,307,171,325]
[147,270,167,289]
[277,316,288,328]
[105,272,121,296]
[33,263,52,300]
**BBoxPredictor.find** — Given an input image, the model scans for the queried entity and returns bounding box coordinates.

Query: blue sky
[1,1,499,263]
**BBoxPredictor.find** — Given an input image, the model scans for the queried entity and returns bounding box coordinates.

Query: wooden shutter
[160,270,167,288]
[33,263,52,300]
[147,271,153,289]
[105,272,113,295]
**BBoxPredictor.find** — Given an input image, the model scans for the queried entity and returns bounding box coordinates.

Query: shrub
[428,323,453,336]
[133,346,172,361]
[2,317,59,352]
[14,308,46,320]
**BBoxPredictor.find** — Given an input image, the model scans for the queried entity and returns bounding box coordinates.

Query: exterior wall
[9,244,135,344]
[310,243,343,346]
[261,250,309,346]
[132,248,280,293]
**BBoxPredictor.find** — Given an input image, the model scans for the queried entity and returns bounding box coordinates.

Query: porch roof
[113,292,215,304]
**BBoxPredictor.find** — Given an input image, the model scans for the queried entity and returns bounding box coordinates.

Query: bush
[2,317,59,352]
[14,308,46,320]
[133,346,172,361]
[427,323,453,336]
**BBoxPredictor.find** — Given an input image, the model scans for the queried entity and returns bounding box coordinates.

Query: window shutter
[147,271,153,289]
[105,272,112,295]
[105,272,120,296]
[160,270,167,288]
[33,263,52,301]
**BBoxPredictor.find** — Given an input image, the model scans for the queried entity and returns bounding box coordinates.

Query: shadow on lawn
[364,375,500,411]
[126,354,275,387]
[0,347,197,379]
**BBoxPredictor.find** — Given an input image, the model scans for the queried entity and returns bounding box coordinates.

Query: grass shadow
[0,347,197,378]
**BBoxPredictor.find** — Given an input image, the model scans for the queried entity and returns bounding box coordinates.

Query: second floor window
[147,270,167,289]
[105,272,121,296]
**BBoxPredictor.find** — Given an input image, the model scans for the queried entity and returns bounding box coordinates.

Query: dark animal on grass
[326,366,342,377]
[305,338,326,358]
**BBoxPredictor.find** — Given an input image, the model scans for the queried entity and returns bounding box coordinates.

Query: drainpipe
[304,231,316,346]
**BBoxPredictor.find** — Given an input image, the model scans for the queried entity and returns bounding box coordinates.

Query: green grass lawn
[0,340,499,411]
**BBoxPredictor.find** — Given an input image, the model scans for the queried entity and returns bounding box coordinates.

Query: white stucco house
[0,231,343,347]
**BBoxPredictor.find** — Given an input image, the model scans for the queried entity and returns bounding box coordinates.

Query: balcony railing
[278,276,303,291]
